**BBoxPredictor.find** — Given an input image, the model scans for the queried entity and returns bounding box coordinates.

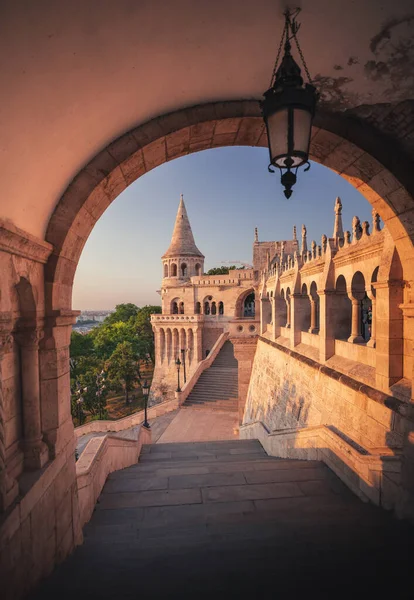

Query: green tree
[91,320,138,359]
[104,303,139,325]
[105,341,141,405]
[206,266,237,275]
[70,331,94,358]
[131,305,161,364]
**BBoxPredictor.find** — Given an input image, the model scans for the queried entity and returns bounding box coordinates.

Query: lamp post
[180,348,187,384]
[95,370,106,420]
[175,356,182,392]
[142,379,150,429]
[74,381,87,426]
[261,8,318,199]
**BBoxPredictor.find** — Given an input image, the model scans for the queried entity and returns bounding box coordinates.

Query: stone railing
[175,331,229,404]
[74,397,179,438]
[150,314,204,324]
[240,420,401,510]
[76,424,151,528]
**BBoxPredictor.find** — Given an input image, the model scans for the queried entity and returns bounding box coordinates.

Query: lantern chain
[292,30,313,84]
[269,8,313,87]
[269,17,288,87]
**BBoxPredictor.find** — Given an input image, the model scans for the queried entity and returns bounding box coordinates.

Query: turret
[162,194,204,280]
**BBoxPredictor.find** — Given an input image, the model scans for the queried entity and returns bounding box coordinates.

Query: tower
[161,194,204,281]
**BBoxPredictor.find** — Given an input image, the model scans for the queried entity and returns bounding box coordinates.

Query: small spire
[254,227,259,243]
[333,197,344,240]
[301,224,307,256]
[293,225,297,241]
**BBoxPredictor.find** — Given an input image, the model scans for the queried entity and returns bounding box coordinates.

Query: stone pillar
[309,299,318,334]
[194,327,203,363]
[231,337,258,424]
[290,294,301,347]
[375,281,403,391]
[15,328,49,470]
[347,297,364,344]
[0,318,19,511]
[318,290,335,362]
[366,290,376,348]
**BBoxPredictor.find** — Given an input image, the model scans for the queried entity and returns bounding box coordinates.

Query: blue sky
[73,146,373,310]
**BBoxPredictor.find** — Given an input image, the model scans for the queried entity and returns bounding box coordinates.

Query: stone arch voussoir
[45,101,414,312]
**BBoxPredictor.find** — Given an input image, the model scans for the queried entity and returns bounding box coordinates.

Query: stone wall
[243,338,405,451]
[203,327,222,358]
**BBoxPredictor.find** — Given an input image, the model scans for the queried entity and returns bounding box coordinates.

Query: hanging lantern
[261,9,318,199]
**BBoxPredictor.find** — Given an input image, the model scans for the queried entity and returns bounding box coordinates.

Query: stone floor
[77,407,237,456]
[31,439,412,600]
[155,407,238,443]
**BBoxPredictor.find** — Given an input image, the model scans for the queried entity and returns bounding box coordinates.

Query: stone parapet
[76,425,151,528]
[240,420,402,510]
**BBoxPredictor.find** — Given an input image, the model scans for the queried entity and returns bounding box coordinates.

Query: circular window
[237,325,243,332]
[249,325,256,332]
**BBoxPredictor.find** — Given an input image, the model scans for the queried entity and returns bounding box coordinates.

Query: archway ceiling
[1,0,413,238]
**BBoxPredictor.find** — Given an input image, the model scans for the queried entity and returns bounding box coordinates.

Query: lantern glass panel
[267,108,288,167]
[293,108,312,163]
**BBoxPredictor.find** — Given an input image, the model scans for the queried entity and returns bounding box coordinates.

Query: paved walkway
[77,408,238,455]
[31,439,412,600]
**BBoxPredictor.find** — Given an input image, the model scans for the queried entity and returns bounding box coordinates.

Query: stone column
[0,320,19,511]
[231,337,258,424]
[290,294,301,347]
[347,297,364,344]
[366,290,376,348]
[375,281,403,391]
[318,290,335,362]
[15,328,49,470]
[309,299,319,334]
[194,327,203,363]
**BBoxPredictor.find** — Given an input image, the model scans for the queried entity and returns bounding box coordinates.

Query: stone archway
[45,101,414,314]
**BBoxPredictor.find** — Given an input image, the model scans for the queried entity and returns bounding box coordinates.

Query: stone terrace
[30,439,412,599]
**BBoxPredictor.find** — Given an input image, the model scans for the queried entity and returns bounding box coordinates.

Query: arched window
[195,263,201,276]
[179,301,184,314]
[301,283,311,332]
[219,301,224,315]
[204,302,210,315]
[195,302,201,314]
[334,275,352,339]
[164,264,168,278]
[171,264,177,277]
[243,292,255,317]
[181,263,187,277]
[211,301,217,315]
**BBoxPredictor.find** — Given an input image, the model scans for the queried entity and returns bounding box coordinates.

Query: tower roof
[162,195,204,259]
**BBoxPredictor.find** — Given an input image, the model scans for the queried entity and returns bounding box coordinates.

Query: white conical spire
[162,195,204,258]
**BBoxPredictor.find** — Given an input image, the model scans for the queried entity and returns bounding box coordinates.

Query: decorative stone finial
[372,208,381,233]
[362,221,370,237]
[311,240,317,259]
[254,227,259,242]
[301,224,307,255]
[321,234,327,254]
[333,196,344,240]
[293,225,297,241]
[352,216,362,242]
[345,231,351,245]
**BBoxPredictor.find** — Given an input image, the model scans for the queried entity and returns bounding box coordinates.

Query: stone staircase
[183,341,238,411]
[31,439,413,599]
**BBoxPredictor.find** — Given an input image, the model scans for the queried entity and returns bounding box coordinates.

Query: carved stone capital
[14,328,44,349]
[0,313,14,357]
